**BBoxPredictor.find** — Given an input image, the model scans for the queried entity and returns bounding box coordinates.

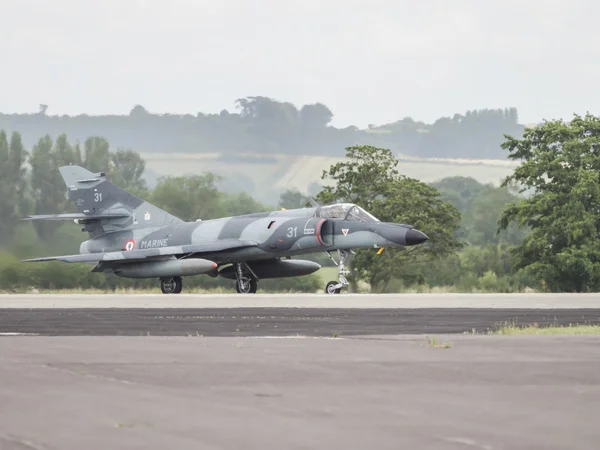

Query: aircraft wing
[21,239,258,263]
[23,213,131,221]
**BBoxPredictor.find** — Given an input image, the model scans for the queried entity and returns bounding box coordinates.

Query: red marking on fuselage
[316,219,326,246]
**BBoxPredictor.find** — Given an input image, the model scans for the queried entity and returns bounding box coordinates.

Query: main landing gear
[160,276,183,294]
[325,249,354,294]
[234,262,258,294]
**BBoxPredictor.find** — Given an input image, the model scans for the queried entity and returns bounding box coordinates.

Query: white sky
[1,0,597,127]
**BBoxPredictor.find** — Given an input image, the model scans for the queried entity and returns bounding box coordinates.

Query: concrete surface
[0,335,598,450]
[1,307,599,336]
[1,292,600,309]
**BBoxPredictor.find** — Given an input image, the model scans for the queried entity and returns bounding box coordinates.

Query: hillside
[0,98,525,160]
[139,151,519,204]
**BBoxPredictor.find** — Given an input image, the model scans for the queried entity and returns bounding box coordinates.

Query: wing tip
[21,257,68,263]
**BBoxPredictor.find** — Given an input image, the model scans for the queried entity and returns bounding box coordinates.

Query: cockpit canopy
[315,203,380,223]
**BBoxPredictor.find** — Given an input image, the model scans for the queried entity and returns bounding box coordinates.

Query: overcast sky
[1,0,597,127]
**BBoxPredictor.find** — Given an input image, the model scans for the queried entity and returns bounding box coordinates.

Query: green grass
[0,282,540,295]
[0,287,234,295]
[492,322,600,335]
[426,335,453,348]
[317,267,338,284]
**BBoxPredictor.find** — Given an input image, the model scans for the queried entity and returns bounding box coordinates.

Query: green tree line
[2,113,598,293]
[310,145,531,293]
[0,99,524,159]
[0,130,324,292]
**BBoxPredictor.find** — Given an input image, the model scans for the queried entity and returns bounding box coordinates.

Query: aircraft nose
[405,229,428,246]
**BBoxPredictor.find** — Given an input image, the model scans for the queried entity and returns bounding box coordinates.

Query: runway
[2,293,599,449]
[1,307,600,336]
[1,334,599,450]
[0,293,599,336]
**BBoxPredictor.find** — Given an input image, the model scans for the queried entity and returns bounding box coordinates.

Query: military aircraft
[22,165,429,294]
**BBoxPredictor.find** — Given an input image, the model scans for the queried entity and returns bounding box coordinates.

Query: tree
[300,103,333,128]
[110,148,148,195]
[221,192,268,217]
[499,113,600,292]
[129,104,149,117]
[234,96,301,148]
[278,189,310,209]
[467,187,526,246]
[29,135,66,240]
[0,131,16,245]
[8,132,29,222]
[317,145,462,291]
[431,176,527,246]
[430,176,488,213]
[53,133,82,166]
[83,137,111,173]
[151,173,224,221]
[317,145,400,208]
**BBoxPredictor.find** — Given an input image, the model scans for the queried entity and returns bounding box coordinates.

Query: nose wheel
[326,281,342,294]
[324,250,353,294]
[160,276,183,294]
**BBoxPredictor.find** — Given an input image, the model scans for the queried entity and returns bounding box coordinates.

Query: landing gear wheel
[236,278,257,294]
[173,276,183,294]
[233,262,259,294]
[324,249,354,294]
[326,281,341,294]
[160,276,183,294]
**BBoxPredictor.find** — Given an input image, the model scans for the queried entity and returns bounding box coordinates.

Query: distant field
[140,152,519,203]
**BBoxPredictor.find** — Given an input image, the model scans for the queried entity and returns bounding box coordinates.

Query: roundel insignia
[125,240,135,251]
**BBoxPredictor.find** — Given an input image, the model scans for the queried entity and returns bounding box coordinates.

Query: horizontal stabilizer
[23,213,131,221]
[21,239,258,264]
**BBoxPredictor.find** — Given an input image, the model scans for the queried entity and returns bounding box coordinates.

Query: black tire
[236,278,258,294]
[160,277,177,294]
[325,281,341,294]
[173,276,183,294]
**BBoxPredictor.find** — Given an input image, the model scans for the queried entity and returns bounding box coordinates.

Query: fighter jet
[22,165,429,294]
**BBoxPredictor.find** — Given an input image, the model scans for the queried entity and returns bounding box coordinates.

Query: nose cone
[405,229,428,246]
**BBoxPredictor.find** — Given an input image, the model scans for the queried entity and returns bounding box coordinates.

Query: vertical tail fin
[59,165,183,233]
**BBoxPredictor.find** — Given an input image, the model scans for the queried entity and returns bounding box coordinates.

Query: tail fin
[57,165,183,235]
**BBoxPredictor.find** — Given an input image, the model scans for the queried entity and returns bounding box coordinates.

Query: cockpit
[315,203,380,223]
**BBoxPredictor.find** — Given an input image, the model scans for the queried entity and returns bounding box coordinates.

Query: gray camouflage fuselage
[23,165,429,289]
[80,207,424,265]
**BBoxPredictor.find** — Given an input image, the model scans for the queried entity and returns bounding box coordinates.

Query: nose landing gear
[324,249,353,294]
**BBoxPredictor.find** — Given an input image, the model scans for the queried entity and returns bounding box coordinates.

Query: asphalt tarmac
[1,307,600,336]
[0,294,599,336]
[1,335,599,450]
[1,294,599,449]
